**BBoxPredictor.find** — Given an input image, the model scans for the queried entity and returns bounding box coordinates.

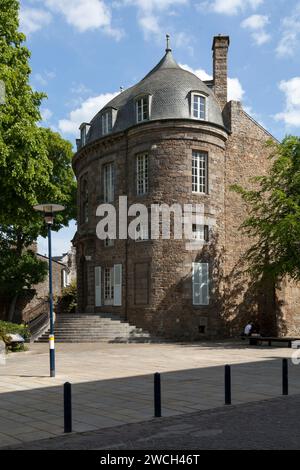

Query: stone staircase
[36,313,159,343]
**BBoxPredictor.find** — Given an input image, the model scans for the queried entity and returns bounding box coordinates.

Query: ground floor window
[192,262,209,306]
[104,267,114,305]
[95,264,122,307]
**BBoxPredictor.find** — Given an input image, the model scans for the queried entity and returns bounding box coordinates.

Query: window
[192,94,206,120]
[192,262,209,306]
[104,267,114,305]
[192,151,208,194]
[62,270,69,289]
[103,163,114,203]
[136,153,149,195]
[192,224,209,242]
[102,111,112,135]
[80,123,90,146]
[81,178,89,223]
[95,265,122,307]
[136,96,149,123]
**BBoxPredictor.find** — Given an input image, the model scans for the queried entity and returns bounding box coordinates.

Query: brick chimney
[212,35,230,110]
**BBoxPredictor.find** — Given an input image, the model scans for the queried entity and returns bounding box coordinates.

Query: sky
[18,0,300,256]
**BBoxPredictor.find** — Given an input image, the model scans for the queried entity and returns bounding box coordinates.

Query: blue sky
[19,0,300,255]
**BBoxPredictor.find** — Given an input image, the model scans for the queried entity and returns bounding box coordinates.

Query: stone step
[35,312,156,343]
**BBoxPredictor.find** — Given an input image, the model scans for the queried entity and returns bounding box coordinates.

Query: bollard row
[62,359,290,432]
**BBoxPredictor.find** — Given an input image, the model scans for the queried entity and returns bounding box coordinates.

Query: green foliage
[60,280,77,313]
[0,1,76,308]
[231,136,300,281]
[0,246,48,298]
[0,320,30,351]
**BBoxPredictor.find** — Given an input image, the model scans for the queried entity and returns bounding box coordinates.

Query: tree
[232,136,300,283]
[0,1,76,320]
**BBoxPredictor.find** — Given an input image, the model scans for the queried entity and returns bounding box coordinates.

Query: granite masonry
[72,35,300,340]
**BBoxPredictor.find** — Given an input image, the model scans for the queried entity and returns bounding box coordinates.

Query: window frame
[102,110,112,135]
[192,262,209,306]
[136,96,150,123]
[192,150,208,194]
[104,267,114,305]
[136,153,149,196]
[103,162,115,203]
[191,92,207,121]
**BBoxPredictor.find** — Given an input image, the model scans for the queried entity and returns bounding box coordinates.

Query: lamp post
[33,204,65,378]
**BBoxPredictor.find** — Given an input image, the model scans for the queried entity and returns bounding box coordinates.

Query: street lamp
[33,203,65,378]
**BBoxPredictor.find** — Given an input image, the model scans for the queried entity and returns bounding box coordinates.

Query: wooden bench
[247,336,300,348]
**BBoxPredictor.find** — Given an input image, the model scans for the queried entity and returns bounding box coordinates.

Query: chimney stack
[212,35,230,110]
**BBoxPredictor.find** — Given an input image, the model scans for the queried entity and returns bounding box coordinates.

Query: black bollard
[64,382,72,433]
[225,365,231,405]
[282,359,288,396]
[154,373,162,417]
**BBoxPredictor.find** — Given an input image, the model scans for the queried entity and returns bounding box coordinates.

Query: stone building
[72,35,300,340]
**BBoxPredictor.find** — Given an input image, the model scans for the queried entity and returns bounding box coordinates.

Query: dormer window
[79,123,90,147]
[192,93,207,120]
[102,110,112,135]
[136,96,150,123]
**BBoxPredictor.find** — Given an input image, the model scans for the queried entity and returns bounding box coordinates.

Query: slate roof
[85,50,224,145]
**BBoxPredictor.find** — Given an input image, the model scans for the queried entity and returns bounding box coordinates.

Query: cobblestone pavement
[4,395,300,450]
[0,341,299,447]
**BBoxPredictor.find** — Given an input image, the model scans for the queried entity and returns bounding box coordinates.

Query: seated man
[244,322,254,337]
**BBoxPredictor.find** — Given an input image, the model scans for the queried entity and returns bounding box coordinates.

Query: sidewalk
[0,342,299,447]
[4,394,300,450]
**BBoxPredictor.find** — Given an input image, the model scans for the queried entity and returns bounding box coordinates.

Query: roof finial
[166,34,171,52]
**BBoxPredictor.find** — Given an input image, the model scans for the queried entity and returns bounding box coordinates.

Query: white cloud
[33,71,56,86]
[19,6,52,35]
[241,14,271,45]
[180,64,213,81]
[180,64,245,101]
[41,108,53,122]
[274,77,300,127]
[276,4,300,58]
[59,91,120,135]
[22,0,123,39]
[199,0,263,16]
[228,77,244,101]
[121,0,189,44]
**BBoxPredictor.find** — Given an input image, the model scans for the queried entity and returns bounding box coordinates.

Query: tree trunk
[7,294,18,323]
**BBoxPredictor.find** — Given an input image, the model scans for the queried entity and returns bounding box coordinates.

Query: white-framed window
[192,93,206,120]
[62,269,69,289]
[80,123,90,146]
[136,153,149,195]
[104,267,114,305]
[103,162,114,203]
[95,265,122,307]
[192,151,208,194]
[192,262,209,306]
[192,224,209,242]
[136,96,149,123]
[102,111,112,135]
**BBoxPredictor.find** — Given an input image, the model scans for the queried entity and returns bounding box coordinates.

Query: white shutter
[114,264,122,306]
[95,266,102,307]
[192,262,209,306]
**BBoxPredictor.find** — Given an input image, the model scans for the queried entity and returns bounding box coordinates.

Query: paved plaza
[0,341,300,448]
